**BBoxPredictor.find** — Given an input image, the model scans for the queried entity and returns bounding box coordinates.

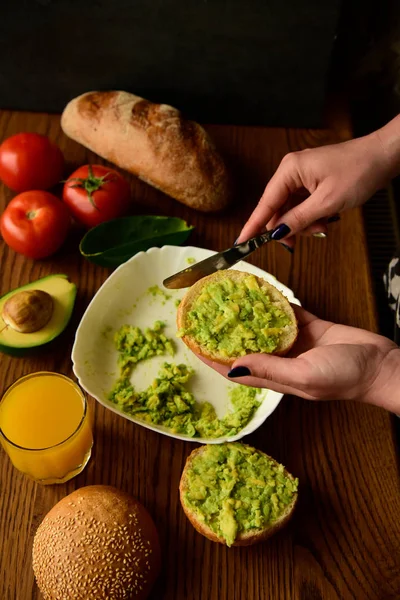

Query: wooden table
[0,109,399,600]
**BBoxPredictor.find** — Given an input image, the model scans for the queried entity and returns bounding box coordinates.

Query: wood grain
[0,109,399,600]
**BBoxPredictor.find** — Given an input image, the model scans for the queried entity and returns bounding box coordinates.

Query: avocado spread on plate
[178,274,291,357]
[108,322,261,438]
[146,285,172,304]
[184,443,299,546]
[114,321,175,378]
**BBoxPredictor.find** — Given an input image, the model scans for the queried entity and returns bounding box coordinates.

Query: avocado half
[0,274,77,356]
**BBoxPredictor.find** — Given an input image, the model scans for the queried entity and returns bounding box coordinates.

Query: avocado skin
[0,334,72,357]
[0,275,77,355]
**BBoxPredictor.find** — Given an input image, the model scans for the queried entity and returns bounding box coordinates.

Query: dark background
[332,0,400,134]
[330,0,400,344]
[2,0,399,131]
[1,0,341,127]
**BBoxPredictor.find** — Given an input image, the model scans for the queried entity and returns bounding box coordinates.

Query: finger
[267,201,327,244]
[196,354,316,399]
[290,303,319,326]
[229,353,317,396]
[269,210,339,239]
[229,374,315,398]
[236,159,301,243]
[269,205,296,249]
[273,221,328,250]
[267,189,311,229]
[269,185,338,239]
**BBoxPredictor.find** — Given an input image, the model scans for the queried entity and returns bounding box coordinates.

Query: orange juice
[0,372,93,484]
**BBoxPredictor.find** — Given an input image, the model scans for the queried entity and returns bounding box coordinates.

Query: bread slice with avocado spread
[177,270,298,366]
[179,443,298,547]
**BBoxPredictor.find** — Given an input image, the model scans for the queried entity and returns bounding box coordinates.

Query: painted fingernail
[327,215,341,223]
[313,232,327,238]
[233,238,239,246]
[271,224,291,241]
[227,366,251,378]
[281,243,294,254]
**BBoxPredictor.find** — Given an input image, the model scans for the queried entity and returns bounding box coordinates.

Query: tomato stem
[26,210,37,220]
[67,165,114,210]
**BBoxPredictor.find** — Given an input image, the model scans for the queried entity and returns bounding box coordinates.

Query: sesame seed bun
[32,485,161,600]
[177,270,298,366]
[179,444,298,546]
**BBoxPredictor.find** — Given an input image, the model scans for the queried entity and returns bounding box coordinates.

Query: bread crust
[61,91,231,212]
[179,445,298,546]
[177,270,298,366]
[32,485,161,600]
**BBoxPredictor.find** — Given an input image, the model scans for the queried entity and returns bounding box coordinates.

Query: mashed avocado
[183,443,299,546]
[195,386,259,438]
[114,321,175,378]
[178,274,291,357]
[109,322,261,438]
[110,363,198,436]
[146,285,171,304]
[109,363,260,438]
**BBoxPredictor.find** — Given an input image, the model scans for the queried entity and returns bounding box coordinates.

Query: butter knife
[163,231,274,289]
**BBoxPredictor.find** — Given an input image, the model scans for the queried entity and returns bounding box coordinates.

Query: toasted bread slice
[177,270,298,366]
[179,443,298,547]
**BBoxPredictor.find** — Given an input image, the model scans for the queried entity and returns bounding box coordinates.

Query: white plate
[72,245,300,444]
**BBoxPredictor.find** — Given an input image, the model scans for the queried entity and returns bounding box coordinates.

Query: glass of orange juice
[0,372,93,484]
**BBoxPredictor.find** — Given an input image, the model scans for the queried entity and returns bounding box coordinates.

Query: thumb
[229,354,308,389]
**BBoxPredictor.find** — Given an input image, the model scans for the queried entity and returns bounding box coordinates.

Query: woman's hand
[198,305,400,412]
[237,116,400,246]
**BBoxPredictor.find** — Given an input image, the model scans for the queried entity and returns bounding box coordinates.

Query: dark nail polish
[233,238,239,246]
[228,366,251,378]
[281,243,294,254]
[271,224,291,241]
[327,215,341,223]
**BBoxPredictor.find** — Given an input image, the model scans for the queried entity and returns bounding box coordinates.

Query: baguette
[179,443,298,547]
[61,91,231,212]
[177,270,298,366]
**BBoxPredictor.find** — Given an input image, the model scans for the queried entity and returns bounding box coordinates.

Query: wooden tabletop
[0,108,399,600]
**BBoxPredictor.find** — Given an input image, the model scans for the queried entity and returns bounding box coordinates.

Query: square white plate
[72,245,300,443]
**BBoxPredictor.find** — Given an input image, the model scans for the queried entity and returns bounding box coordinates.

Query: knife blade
[163,230,274,289]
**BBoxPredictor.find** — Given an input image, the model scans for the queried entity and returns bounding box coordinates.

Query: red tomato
[0,133,64,192]
[0,191,70,259]
[62,165,131,228]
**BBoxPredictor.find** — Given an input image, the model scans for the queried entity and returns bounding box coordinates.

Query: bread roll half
[61,91,231,212]
[180,443,298,546]
[177,270,298,366]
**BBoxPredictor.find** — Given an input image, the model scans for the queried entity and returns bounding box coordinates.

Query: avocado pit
[2,290,54,333]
